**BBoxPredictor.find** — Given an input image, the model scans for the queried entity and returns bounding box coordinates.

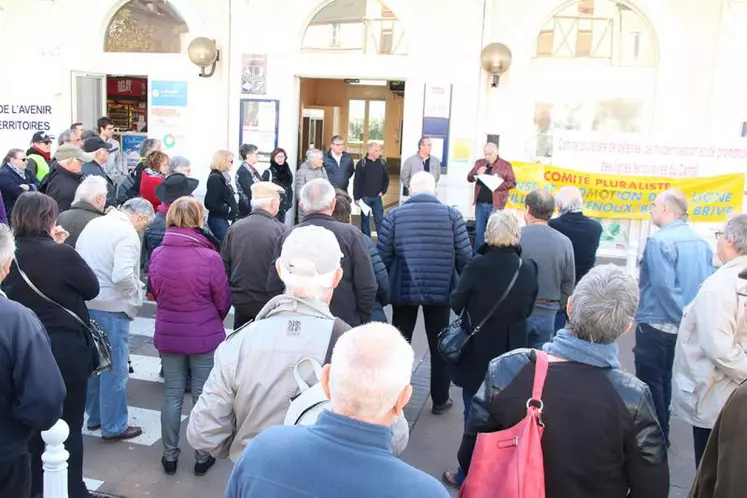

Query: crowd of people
[0,120,745,498]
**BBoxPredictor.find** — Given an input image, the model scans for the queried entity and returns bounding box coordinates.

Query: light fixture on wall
[187,37,220,78]
[480,42,512,88]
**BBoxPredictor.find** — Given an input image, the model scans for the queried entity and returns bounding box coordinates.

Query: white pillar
[42,419,69,498]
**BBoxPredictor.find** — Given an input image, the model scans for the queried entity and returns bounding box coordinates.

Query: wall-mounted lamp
[188,37,220,78]
[480,43,513,88]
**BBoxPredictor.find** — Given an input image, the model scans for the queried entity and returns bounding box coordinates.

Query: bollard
[41,419,70,498]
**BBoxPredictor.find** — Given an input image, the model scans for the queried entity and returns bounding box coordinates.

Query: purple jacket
[0,190,7,224]
[148,227,231,355]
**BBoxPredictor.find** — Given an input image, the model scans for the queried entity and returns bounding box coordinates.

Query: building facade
[1,0,746,218]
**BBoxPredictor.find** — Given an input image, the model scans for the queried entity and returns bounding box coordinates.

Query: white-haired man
[672,213,747,467]
[378,171,472,415]
[267,178,377,326]
[635,189,713,446]
[57,175,108,248]
[549,185,602,330]
[188,225,353,462]
[77,197,155,442]
[40,144,93,213]
[0,224,66,498]
[224,322,450,498]
[466,142,517,250]
[222,181,289,329]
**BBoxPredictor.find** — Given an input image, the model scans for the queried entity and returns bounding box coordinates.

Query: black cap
[31,131,53,144]
[83,137,113,153]
[155,173,199,203]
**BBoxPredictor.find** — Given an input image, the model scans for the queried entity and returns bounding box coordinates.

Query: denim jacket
[636,220,713,325]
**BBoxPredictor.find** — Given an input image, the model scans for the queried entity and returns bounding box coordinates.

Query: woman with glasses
[262,147,293,223]
[0,148,40,223]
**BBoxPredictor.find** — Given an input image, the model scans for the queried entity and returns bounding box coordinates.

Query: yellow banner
[505,162,744,222]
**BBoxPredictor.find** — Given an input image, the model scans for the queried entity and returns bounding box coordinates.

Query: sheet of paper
[357,199,372,216]
[476,174,504,192]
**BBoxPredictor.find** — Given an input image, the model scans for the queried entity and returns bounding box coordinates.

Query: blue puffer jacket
[377,194,472,305]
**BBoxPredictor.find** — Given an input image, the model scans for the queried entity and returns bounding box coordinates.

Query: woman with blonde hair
[148,196,231,477]
[204,150,237,242]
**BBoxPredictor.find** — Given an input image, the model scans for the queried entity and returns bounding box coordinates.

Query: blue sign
[151,81,187,107]
[121,134,147,170]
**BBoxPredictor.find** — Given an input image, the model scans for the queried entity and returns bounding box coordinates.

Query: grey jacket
[57,200,105,248]
[401,154,441,192]
[294,161,329,200]
[186,295,350,462]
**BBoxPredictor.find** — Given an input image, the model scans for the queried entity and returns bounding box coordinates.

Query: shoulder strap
[531,350,550,402]
[12,258,90,330]
[324,318,350,364]
[471,259,523,335]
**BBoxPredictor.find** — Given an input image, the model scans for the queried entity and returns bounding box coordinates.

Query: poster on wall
[0,101,56,156]
[239,99,279,164]
[241,54,267,95]
[149,81,188,157]
[121,134,147,170]
[422,83,452,174]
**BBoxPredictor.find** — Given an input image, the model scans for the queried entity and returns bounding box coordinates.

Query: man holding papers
[354,142,390,238]
[466,142,517,250]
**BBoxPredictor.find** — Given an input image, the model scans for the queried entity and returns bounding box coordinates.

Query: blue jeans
[207,215,229,243]
[473,202,494,251]
[360,196,384,237]
[456,387,478,485]
[161,352,214,463]
[634,323,677,443]
[527,312,557,349]
[86,311,131,437]
[555,308,568,332]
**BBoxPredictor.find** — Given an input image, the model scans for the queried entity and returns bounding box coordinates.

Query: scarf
[6,162,27,180]
[30,146,51,162]
[542,329,620,369]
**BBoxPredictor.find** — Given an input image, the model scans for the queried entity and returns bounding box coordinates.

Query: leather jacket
[459,349,669,498]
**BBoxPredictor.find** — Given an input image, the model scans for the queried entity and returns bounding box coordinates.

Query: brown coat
[466,157,517,209]
[689,380,747,498]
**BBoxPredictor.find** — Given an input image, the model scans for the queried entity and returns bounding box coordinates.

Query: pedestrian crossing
[82,315,234,494]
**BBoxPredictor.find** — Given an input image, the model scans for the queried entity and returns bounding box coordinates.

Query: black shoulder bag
[438,259,523,364]
[13,259,113,376]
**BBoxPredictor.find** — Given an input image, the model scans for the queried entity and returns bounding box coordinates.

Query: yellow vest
[29,153,50,182]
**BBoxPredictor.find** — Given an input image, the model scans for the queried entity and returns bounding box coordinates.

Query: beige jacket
[671,255,747,428]
[186,295,348,462]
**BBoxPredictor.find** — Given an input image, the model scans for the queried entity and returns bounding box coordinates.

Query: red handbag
[460,350,549,498]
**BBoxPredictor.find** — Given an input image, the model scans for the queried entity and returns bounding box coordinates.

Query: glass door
[71,71,107,130]
[347,99,386,161]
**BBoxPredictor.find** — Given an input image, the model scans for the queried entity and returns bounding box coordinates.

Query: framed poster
[239,99,279,163]
[241,54,267,95]
[422,83,453,174]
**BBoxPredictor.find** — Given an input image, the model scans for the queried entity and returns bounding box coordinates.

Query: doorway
[72,73,150,173]
[297,77,405,210]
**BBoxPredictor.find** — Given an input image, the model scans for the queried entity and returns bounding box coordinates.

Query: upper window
[302,0,407,55]
[533,0,656,66]
[104,0,188,53]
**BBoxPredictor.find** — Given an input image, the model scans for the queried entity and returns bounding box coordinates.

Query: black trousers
[392,304,451,406]
[29,379,88,498]
[0,453,30,498]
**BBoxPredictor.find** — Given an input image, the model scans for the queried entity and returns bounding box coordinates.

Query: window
[537,30,554,56]
[302,0,407,55]
[104,0,188,53]
[575,29,592,56]
[532,0,656,66]
[330,23,341,47]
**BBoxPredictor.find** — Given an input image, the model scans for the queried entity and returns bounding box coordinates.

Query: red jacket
[140,169,165,211]
[467,157,517,209]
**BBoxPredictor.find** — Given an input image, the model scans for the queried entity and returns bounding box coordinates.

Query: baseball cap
[83,137,113,153]
[31,131,54,144]
[251,181,285,199]
[278,226,343,280]
[55,144,93,163]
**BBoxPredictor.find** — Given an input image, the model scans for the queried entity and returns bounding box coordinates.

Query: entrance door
[71,71,107,129]
[348,99,386,160]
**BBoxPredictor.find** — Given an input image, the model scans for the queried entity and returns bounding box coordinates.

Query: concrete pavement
[83,304,696,497]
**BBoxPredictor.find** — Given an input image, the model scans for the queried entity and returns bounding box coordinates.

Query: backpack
[284,357,410,456]
[460,350,549,498]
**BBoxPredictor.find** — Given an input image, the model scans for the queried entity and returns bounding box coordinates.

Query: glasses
[14,157,27,162]
[332,143,344,147]
[715,231,724,240]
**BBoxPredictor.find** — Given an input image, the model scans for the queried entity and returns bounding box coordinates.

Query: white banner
[0,101,57,156]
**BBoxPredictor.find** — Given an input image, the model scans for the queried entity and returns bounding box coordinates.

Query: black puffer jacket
[459,349,669,498]
[364,235,389,309]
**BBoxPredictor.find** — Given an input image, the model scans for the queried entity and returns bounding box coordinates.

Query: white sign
[423,84,451,119]
[0,102,56,154]
[552,131,747,177]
